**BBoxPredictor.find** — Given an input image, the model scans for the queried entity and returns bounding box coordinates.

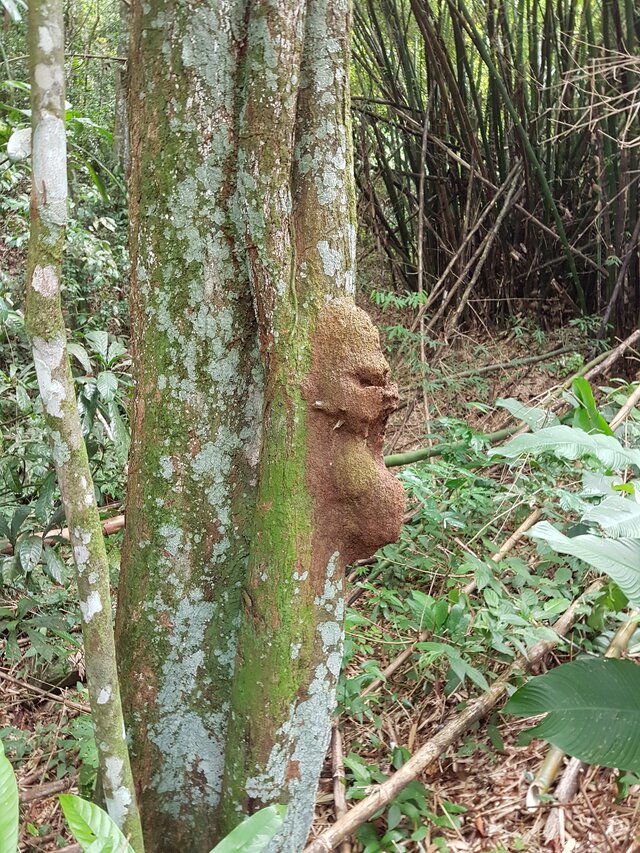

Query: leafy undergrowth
[306,340,640,852]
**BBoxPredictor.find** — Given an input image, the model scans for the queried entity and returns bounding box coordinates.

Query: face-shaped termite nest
[303,298,406,569]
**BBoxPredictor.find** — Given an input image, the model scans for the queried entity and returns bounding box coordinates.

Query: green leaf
[85,163,109,204]
[96,372,118,402]
[85,331,109,362]
[108,401,130,466]
[208,805,287,853]
[68,342,93,374]
[495,398,558,431]
[506,659,640,772]
[0,740,19,853]
[59,794,134,853]
[43,545,65,584]
[570,378,614,436]
[18,535,42,572]
[0,514,10,541]
[490,425,640,470]
[582,496,640,538]
[10,506,30,545]
[529,521,640,604]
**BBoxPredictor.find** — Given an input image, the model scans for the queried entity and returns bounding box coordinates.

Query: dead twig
[331,724,351,853]
[1,669,90,714]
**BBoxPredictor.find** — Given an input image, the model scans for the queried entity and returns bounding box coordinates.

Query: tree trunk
[25,0,143,847]
[116,2,404,850]
[112,0,130,172]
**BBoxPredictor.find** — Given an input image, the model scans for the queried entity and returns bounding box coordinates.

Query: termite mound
[303,297,405,574]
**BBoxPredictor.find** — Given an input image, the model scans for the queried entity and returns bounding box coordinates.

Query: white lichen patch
[32,116,68,226]
[50,430,70,466]
[97,685,112,705]
[32,336,66,418]
[246,570,345,853]
[72,528,92,575]
[32,264,59,298]
[80,590,102,623]
[104,756,131,827]
[317,240,342,278]
[147,585,232,819]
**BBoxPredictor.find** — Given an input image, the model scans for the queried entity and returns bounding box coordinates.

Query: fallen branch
[20,777,71,803]
[610,383,640,431]
[584,329,640,381]
[450,346,575,381]
[0,669,90,714]
[1,513,125,556]
[304,581,602,853]
[331,725,351,853]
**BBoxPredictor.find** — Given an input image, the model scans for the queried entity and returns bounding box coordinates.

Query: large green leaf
[495,398,559,431]
[209,805,287,853]
[0,740,19,853]
[570,377,614,436]
[506,658,640,772]
[582,496,640,538]
[489,425,640,470]
[59,794,134,853]
[529,521,640,604]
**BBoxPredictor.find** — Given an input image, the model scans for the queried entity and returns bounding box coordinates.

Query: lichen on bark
[115,2,264,848]
[117,0,403,850]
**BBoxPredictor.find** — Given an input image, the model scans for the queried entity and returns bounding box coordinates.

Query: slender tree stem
[25,1,143,847]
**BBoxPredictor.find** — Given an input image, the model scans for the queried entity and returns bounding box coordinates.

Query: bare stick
[330,725,351,853]
[1,669,90,713]
[20,778,71,803]
[584,329,640,381]
[610,383,640,431]
[305,581,603,853]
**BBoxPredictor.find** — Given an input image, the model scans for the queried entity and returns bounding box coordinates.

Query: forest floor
[3,309,640,853]
[306,315,640,853]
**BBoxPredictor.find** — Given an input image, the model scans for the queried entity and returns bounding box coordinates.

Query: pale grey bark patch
[32,116,68,225]
[97,686,113,705]
[32,336,66,417]
[80,591,103,623]
[146,585,234,817]
[7,127,31,162]
[104,755,132,826]
[32,264,59,297]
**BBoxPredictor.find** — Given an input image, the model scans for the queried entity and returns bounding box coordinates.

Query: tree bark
[116,1,404,850]
[25,0,143,847]
[115,1,263,848]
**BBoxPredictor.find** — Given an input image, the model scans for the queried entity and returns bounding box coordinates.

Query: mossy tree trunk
[25,0,143,848]
[115,1,404,851]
